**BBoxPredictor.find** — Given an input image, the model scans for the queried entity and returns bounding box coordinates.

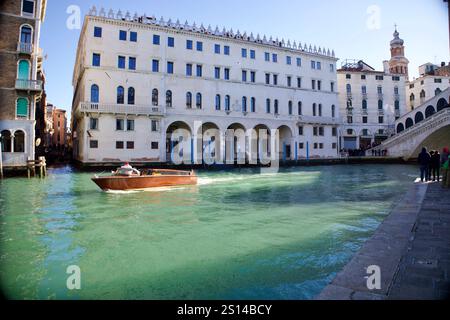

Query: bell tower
[388,26,409,79]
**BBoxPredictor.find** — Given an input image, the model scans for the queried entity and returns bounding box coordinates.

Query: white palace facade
[71,8,340,165]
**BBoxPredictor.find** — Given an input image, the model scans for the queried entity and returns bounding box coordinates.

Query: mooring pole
[0,133,3,179]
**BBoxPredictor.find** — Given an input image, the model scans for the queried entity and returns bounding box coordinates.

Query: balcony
[15,79,43,91]
[17,42,33,55]
[77,102,165,116]
[377,93,384,99]
[361,109,368,116]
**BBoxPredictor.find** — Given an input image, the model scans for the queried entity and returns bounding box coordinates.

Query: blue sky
[41,0,449,115]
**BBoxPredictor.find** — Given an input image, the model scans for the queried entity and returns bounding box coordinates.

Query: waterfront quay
[317,181,450,300]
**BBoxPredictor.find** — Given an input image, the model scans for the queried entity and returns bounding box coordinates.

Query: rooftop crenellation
[87,6,336,59]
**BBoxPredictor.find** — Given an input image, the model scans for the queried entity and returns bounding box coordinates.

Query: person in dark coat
[428,151,435,181]
[430,150,441,182]
[417,147,431,182]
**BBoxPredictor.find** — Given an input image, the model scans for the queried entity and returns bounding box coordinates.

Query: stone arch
[197,122,221,164]
[425,105,435,118]
[414,111,424,124]
[1,130,12,152]
[437,98,448,112]
[405,118,414,129]
[226,123,247,164]
[252,124,271,163]
[397,123,404,134]
[166,121,193,163]
[13,130,25,153]
[278,125,293,161]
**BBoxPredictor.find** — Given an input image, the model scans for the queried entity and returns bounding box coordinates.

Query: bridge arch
[425,105,435,118]
[405,118,414,129]
[415,111,424,124]
[437,98,448,112]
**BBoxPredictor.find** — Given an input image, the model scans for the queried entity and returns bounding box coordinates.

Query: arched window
[13,130,25,153]
[251,97,256,113]
[128,87,135,105]
[318,104,322,116]
[378,100,383,110]
[410,93,415,101]
[420,90,426,100]
[312,103,317,116]
[394,86,399,95]
[435,88,442,96]
[20,25,32,44]
[196,93,202,109]
[91,84,99,103]
[266,99,271,113]
[117,86,124,104]
[166,90,172,108]
[1,130,12,152]
[346,84,351,93]
[152,89,158,106]
[298,101,302,115]
[346,99,352,109]
[242,96,247,112]
[287,101,292,115]
[225,95,230,111]
[274,99,279,114]
[16,97,28,117]
[17,60,30,80]
[186,92,192,108]
[362,99,367,109]
[332,105,336,118]
[215,94,221,110]
[395,100,400,110]
[361,85,367,94]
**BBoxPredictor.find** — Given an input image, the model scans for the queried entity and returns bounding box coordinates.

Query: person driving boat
[114,163,140,176]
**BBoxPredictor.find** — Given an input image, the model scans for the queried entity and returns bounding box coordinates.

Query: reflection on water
[0,164,417,299]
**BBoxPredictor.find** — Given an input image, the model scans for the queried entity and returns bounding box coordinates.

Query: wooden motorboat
[92,168,198,191]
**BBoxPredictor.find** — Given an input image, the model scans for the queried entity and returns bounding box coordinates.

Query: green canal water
[0,164,418,300]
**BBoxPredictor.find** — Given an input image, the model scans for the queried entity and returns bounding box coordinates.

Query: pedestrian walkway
[316,182,450,300]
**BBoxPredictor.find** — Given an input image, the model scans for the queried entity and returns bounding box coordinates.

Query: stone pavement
[316,182,450,300]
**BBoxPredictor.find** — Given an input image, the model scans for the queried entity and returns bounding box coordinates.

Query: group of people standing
[418,147,450,187]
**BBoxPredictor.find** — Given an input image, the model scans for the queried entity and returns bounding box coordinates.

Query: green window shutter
[17,98,28,117]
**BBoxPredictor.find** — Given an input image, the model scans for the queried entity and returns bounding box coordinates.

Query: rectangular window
[242,70,247,82]
[346,74,351,79]
[265,73,270,85]
[116,119,124,131]
[332,143,337,149]
[273,74,278,85]
[361,75,366,80]
[297,77,302,88]
[167,61,174,74]
[242,48,247,58]
[363,116,368,123]
[313,127,318,136]
[94,27,102,38]
[214,44,221,54]
[168,37,175,47]
[297,57,302,67]
[196,41,203,51]
[435,78,442,83]
[299,143,304,149]
[126,119,135,131]
[286,56,292,65]
[319,143,324,149]
[119,30,127,41]
[329,63,334,72]
[224,46,230,55]
[287,76,292,87]
[186,40,193,50]
[331,82,335,92]
[129,57,136,70]
[250,71,256,83]
[215,67,221,79]
[317,80,322,91]
[126,141,135,149]
[332,128,337,137]
[153,34,160,45]
[22,0,35,14]
[250,50,256,59]
[118,56,126,69]
[272,54,278,63]
[196,65,202,77]
[311,80,316,90]
[89,118,98,130]
[224,68,230,80]
[152,60,159,72]
[151,142,159,150]
[116,141,124,149]
[186,63,192,76]
[151,120,160,132]
[319,127,324,136]
[392,76,400,81]
[92,53,101,66]
[130,32,137,42]
[311,61,316,69]
[317,62,321,70]
[379,116,384,124]
[299,126,303,135]
[376,75,384,80]
[265,52,270,61]
[89,140,98,149]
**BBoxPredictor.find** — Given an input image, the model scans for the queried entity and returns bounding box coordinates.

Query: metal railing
[17,42,33,54]
[15,79,43,91]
